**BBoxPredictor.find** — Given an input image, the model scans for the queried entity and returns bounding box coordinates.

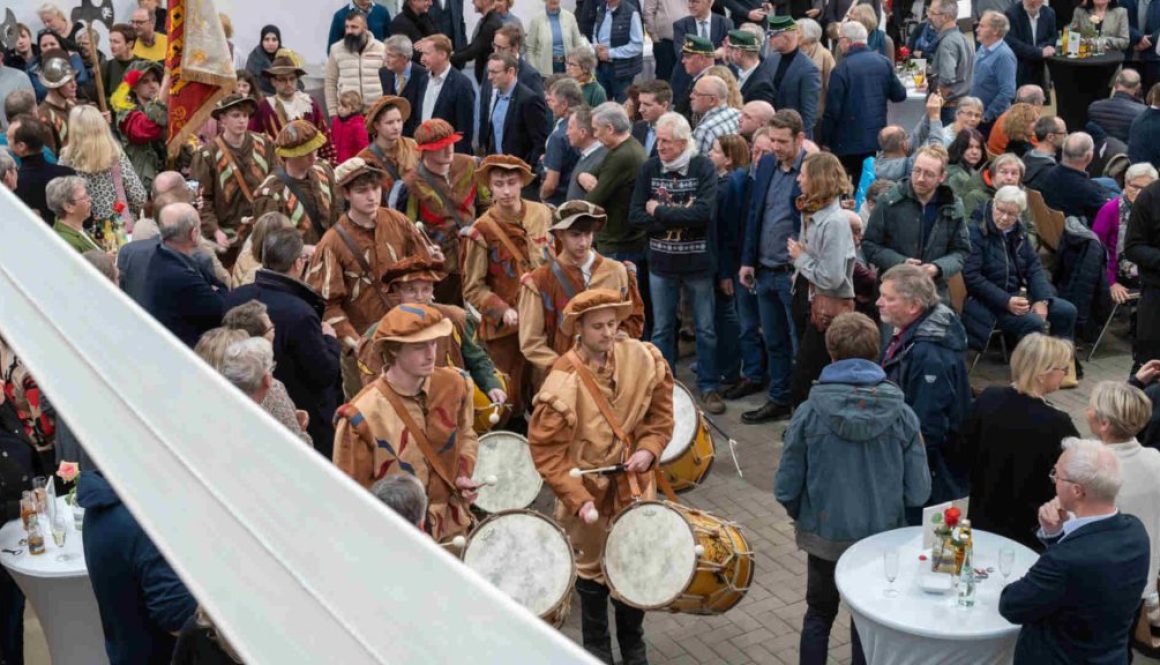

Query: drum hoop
[664,380,700,462]
[477,431,529,445]
[462,509,578,614]
[603,500,698,610]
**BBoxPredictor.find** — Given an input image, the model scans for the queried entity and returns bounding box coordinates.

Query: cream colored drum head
[661,383,698,464]
[462,511,575,617]
[472,432,543,513]
[604,502,697,609]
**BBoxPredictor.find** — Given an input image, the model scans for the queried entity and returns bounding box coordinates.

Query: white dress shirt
[422,63,449,121]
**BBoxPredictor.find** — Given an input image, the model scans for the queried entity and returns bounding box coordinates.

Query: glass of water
[998,546,1015,583]
[883,548,900,597]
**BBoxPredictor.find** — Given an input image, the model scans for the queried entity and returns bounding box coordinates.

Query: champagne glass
[883,548,900,597]
[32,477,47,513]
[998,547,1015,583]
[50,512,66,548]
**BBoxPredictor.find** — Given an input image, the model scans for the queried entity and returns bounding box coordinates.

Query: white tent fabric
[0,188,595,664]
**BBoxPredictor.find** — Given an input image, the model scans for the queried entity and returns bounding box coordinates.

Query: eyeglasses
[993,207,1021,221]
[1048,468,1078,485]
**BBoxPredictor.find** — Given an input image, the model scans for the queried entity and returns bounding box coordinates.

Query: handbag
[809,291,855,332]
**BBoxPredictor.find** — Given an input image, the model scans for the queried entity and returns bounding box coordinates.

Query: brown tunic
[252,162,340,245]
[402,156,477,279]
[355,302,469,387]
[357,137,419,205]
[37,97,74,153]
[303,208,434,348]
[190,132,280,239]
[517,251,646,379]
[333,368,478,541]
[527,339,674,581]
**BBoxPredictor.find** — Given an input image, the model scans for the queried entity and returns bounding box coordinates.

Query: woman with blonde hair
[849,4,893,63]
[706,65,744,110]
[59,105,145,250]
[786,152,856,407]
[231,212,296,286]
[962,333,1078,551]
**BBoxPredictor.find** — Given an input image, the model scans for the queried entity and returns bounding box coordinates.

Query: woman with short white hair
[46,175,100,253]
[796,18,834,122]
[1093,162,1158,305]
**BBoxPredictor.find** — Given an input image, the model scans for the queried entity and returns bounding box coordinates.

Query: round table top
[1047,51,1124,67]
[0,497,87,579]
[835,526,1038,641]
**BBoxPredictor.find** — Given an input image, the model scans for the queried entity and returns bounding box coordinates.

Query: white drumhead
[462,512,574,616]
[472,432,543,513]
[661,383,698,463]
[604,503,696,608]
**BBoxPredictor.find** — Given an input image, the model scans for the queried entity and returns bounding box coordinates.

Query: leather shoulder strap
[484,218,533,272]
[275,169,325,240]
[215,136,256,203]
[373,380,458,489]
[417,167,468,229]
[333,222,392,310]
[565,350,643,498]
[368,143,403,183]
[549,256,581,300]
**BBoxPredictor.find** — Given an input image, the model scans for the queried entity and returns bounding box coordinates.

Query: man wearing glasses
[129,8,167,63]
[1022,115,1067,190]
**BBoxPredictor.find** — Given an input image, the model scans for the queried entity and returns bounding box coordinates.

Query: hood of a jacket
[875,154,909,181]
[907,303,968,352]
[76,470,121,510]
[809,360,908,442]
[883,178,963,218]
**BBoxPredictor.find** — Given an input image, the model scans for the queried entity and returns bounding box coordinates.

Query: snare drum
[659,382,715,492]
[472,373,511,433]
[602,500,753,615]
[461,510,576,627]
[472,432,543,513]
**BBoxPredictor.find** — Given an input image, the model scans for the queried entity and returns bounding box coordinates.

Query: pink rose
[56,460,80,484]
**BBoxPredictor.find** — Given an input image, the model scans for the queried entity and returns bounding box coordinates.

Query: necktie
[397,75,406,94]
[1141,0,1151,32]
[700,21,708,39]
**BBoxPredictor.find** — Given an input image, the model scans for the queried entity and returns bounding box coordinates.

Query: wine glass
[883,548,900,597]
[998,547,1015,583]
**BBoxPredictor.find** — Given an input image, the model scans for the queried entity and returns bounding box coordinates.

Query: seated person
[1092,162,1157,306]
[963,185,1078,350]
[1039,131,1115,223]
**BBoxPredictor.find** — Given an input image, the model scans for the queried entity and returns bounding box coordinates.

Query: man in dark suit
[479,52,550,176]
[224,228,342,457]
[673,0,733,114]
[452,0,503,84]
[1089,68,1146,143]
[674,35,718,120]
[1124,0,1160,93]
[631,79,672,158]
[7,114,74,222]
[429,0,468,54]
[477,24,545,114]
[381,35,430,137]
[727,29,776,108]
[764,17,821,138]
[143,203,226,348]
[1000,439,1150,664]
[723,0,768,28]
[1005,0,1058,93]
[391,0,438,56]
[418,34,476,153]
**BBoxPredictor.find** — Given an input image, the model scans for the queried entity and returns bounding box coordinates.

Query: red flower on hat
[124,70,143,89]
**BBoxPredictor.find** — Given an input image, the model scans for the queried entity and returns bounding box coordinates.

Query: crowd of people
[6,0,1160,662]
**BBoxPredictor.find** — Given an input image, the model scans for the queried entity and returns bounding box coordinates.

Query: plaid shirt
[693,105,741,156]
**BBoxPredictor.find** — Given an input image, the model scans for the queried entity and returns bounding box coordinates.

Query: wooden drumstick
[441,535,467,550]
[569,464,626,478]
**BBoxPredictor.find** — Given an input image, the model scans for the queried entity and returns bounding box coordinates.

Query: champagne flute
[883,548,900,597]
[998,547,1015,583]
[50,512,66,548]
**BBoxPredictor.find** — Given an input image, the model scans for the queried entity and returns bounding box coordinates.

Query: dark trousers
[654,38,676,81]
[576,578,647,665]
[715,282,743,385]
[1135,284,1160,366]
[838,153,874,192]
[606,250,652,340]
[801,554,866,665]
[789,275,831,408]
[0,567,24,665]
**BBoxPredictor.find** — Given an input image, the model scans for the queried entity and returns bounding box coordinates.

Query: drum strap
[564,351,679,502]
[374,381,458,491]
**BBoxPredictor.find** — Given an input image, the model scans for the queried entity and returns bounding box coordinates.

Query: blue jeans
[996,297,1078,341]
[651,271,719,394]
[735,277,765,383]
[596,62,631,102]
[715,280,742,385]
[755,269,796,404]
[605,250,651,340]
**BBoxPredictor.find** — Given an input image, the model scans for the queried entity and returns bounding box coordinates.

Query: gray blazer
[1073,7,1131,52]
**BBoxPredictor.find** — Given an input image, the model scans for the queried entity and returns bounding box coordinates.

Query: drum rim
[471,431,544,513]
[602,500,698,610]
[462,508,577,615]
[663,380,700,464]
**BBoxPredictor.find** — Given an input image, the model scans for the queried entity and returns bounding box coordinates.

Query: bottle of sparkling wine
[957,540,976,607]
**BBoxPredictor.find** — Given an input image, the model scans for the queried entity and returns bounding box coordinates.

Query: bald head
[1115,69,1142,96]
[1062,131,1094,167]
[692,75,729,115]
[878,125,908,155]
[1015,84,1045,106]
[158,202,201,252]
[739,101,775,138]
[151,171,190,201]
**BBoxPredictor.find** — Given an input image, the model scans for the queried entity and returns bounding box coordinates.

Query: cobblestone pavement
[555,317,1160,665]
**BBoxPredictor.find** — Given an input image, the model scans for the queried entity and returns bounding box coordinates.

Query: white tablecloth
[835,526,1038,665]
[888,88,929,132]
[0,497,108,665]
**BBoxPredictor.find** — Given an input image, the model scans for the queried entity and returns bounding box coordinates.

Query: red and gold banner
[166,0,236,159]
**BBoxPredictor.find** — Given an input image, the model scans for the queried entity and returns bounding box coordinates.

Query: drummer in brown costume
[354,256,506,412]
[460,155,553,417]
[527,288,673,665]
[304,157,443,396]
[333,303,481,542]
[401,119,477,304]
[190,94,279,260]
[518,200,645,387]
[254,52,338,164]
[251,119,340,245]
[356,95,418,209]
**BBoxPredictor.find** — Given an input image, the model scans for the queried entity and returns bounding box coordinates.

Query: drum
[659,382,715,492]
[472,373,511,433]
[461,510,576,627]
[472,432,543,513]
[603,501,753,615]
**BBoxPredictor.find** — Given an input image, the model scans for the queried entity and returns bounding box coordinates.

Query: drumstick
[702,414,744,480]
[582,507,599,524]
[441,535,467,550]
[569,464,626,478]
[481,475,499,486]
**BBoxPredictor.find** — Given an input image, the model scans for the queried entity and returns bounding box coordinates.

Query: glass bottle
[27,515,45,556]
[954,519,973,574]
[957,544,976,607]
[20,491,35,532]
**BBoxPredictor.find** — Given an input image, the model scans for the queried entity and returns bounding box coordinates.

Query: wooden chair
[1025,188,1065,253]
[949,274,1008,373]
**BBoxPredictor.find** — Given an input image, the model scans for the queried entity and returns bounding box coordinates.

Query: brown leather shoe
[700,390,726,414]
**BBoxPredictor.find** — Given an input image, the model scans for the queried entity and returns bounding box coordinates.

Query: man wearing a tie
[380,35,430,137]
[671,0,734,117]
[673,35,722,121]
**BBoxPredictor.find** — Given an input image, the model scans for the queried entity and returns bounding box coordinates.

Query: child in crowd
[331,90,369,163]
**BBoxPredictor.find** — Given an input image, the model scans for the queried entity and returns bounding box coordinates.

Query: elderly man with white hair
[221,337,277,404]
[1000,437,1150,663]
[629,111,724,413]
[690,75,740,156]
[0,151,15,191]
[1038,131,1115,223]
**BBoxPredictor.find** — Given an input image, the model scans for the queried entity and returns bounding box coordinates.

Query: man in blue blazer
[380,36,431,137]
[672,0,733,114]
[764,17,821,138]
[429,0,468,54]
[1000,439,1150,665]
[1004,0,1057,92]
[1123,0,1160,91]
[417,34,476,153]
